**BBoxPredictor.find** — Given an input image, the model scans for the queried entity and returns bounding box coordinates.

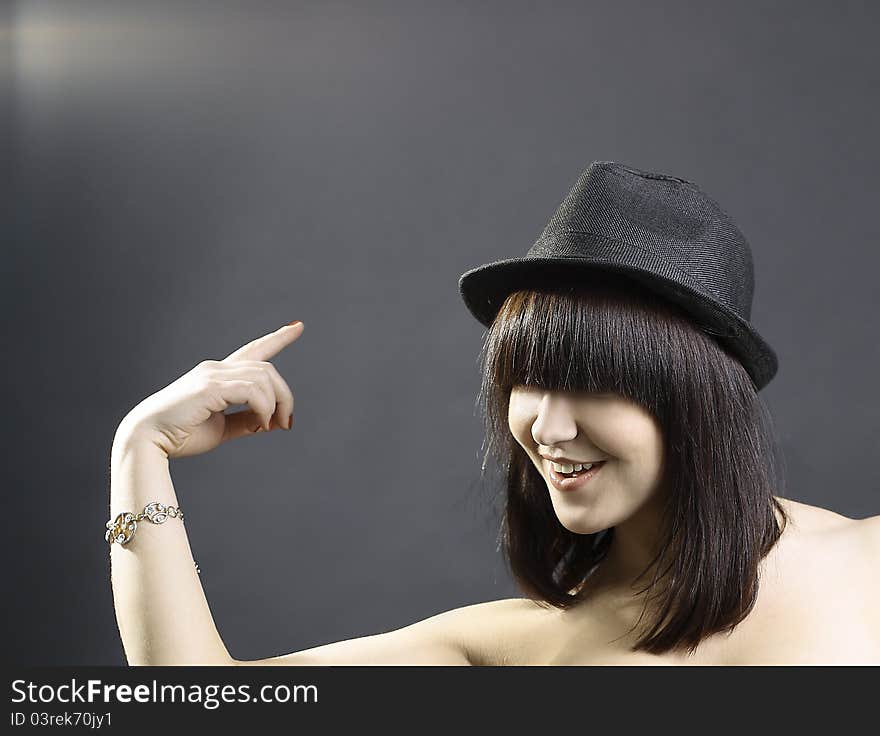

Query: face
[508,385,667,535]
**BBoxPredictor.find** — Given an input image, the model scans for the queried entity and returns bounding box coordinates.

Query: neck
[590,489,670,598]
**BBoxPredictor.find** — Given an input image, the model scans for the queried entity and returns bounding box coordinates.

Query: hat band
[527,228,750,325]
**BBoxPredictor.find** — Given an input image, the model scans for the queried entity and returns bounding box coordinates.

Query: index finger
[222,321,304,363]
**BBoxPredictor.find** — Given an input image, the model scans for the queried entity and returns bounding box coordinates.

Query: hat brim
[458,251,778,390]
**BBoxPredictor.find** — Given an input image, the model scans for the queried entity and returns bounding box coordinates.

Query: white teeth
[551,461,593,473]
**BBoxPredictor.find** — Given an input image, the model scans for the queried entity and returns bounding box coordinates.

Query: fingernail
[285,320,302,328]
[287,413,293,430]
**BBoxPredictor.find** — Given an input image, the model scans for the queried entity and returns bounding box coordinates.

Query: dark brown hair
[476,269,789,656]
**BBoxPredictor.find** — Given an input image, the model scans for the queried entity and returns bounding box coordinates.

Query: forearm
[109,423,234,665]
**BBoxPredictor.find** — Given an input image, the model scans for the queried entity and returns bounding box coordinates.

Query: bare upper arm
[232,598,545,666]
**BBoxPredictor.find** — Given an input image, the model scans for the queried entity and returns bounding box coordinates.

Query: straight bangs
[481,272,687,411]
[475,270,790,656]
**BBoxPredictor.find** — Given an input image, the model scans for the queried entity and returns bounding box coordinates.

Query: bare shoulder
[843,509,880,623]
[776,495,880,537]
[851,510,880,582]
[773,496,878,580]
[427,597,552,666]
[773,495,854,533]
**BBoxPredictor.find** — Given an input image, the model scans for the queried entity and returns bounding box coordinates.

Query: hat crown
[528,161,756,321]
[457,159,779,390]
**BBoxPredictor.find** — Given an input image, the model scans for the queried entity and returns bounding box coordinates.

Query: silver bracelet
[105,501,201,574]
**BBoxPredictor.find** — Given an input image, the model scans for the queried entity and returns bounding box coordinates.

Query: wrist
[113,415,169,460]
[110,427,176,515]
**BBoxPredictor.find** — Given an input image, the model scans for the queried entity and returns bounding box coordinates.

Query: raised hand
[117,321,304,459]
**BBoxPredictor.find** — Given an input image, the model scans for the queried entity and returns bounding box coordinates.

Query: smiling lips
[545,459,606,491]
[548,460,597,475]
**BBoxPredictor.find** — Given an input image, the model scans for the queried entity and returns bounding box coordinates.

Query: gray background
[6,0,879,666]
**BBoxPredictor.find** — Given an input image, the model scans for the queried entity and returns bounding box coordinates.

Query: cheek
[603,417,665,491]
[591,406,663,460]
[507,401,532,443]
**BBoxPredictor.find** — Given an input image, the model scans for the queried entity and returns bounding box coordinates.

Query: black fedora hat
[458,160,779,391]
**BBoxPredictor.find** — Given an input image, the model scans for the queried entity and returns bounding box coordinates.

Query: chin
[560,520,606,535]
[549,501,610,535]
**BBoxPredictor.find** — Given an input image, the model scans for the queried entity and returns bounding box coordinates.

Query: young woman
[107,162,880,665]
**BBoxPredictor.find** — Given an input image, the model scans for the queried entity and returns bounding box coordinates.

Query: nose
[530,393,578,447]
